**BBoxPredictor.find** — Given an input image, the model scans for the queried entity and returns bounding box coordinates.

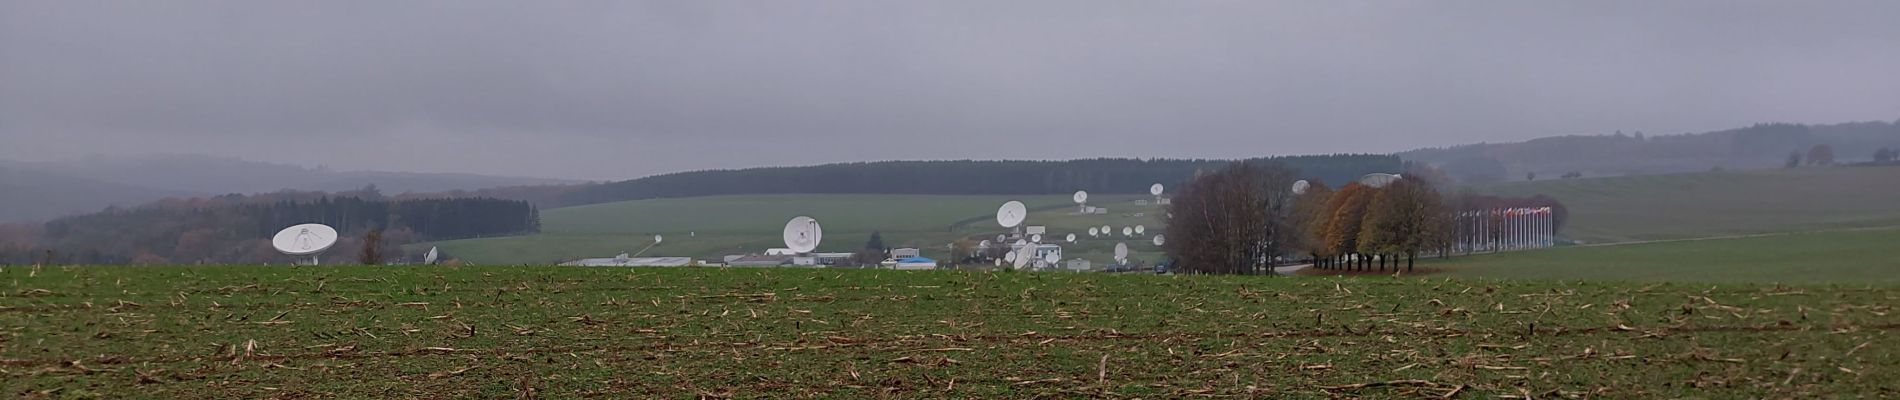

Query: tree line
[0,189,537,265]
[1163,161,1566,274]
[540,155,1401,208]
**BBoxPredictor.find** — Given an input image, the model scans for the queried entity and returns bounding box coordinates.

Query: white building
[889,248,921,259]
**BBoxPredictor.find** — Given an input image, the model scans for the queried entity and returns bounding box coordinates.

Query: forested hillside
[548,155,1402,208]
[1403,120,1900,183]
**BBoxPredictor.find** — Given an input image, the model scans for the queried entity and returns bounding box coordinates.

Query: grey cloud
[4,1,1898,180]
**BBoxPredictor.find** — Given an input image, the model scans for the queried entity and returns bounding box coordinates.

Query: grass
[1427,227,1900,284]
[4,265,1895,398]
[1480,166,1900,244]
[424,194,1169,265]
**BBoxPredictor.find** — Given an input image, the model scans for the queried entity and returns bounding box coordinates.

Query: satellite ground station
[271,223,338,265]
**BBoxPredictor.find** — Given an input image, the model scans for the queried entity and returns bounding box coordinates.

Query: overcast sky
[4,1,1898,180]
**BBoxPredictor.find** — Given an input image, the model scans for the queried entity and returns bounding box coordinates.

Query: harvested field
[4,266,1895,398]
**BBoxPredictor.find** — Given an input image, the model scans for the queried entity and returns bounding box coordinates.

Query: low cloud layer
[4,1,1898,180]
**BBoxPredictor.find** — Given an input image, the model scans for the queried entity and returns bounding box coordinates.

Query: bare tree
[359,228,384,265]
[1806,144,1835,166]
[1161,161,1297,275]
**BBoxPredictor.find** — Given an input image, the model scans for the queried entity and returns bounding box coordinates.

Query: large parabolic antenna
[1292,180,1311,195]
[1072,190,1089,204]
[1358,173,1402,188]
[1150,183,1165,196]
[423,246,440,264]
[1014,245,1036,268]
[272,223,338,259]
[997,201,1028,228]
[782,216,823,253]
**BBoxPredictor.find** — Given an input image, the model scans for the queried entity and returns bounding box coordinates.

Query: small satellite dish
[1114,243,1129,260]
[1065,233,1076,243]
[1031,234,1043,243]
[423,246,440,264]
[1122,227,1133,237]
[1152,234,1166,246]
[1358,173,1402,188]
[1087,227,1099,236]
[978,239,991,248]
[1292,180,1311,195]
[1042,251,1060,263]
[781,216,823,254]
[1072,190,1089,204]
[272,223,338,262]
[1004,251,1017,262]
[996,234,1007,243]
[1150,183,1164,196]
[996,201,1028,228]
[653,234,664,244]
[1135,225,1146,235]
[1100,225,1112,234]
[1014,239,1028,246]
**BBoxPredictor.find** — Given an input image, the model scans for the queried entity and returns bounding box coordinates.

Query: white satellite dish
[1087,227,1099,237]
[1004,251,1017,262]
[423,246,439,264]
[1014,239,1028,246]
[1031,234,1043,243]
[272,223,338,264]
[1114,243,1129,260]
[1072,190,1089,204]
[653,234,663,244]
[1100,225,1112,235]
[994,258,1003,266]
[1135,225,1146,235]
[995,234,1008,243]
[978,239,991,248]
[781,216,823,254]
[1122,227,1133,237]
[1065,233,1076,243]
[1358,173,1402,188]
[1292,180,1311,195]
[1150,183,1165,196]
[1152,234,1166,246]
[996,201,1028,228]
[1013,246,1034,268]
[1042,251,1060,263]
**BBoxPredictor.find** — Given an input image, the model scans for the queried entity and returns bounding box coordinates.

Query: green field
[1425,227,1900,284]
[426,194,1170,265]
[1481,166,1900,244]
[5,266,1895,398]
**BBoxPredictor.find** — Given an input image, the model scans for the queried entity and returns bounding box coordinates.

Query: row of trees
[1293,178,1449,271]
[1163,161,1568,274]
[2,194,537,265]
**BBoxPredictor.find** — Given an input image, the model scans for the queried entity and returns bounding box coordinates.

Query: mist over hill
[1404,119,1900,183]
[0,154,576,222]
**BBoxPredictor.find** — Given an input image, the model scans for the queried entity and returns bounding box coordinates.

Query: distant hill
[0,154,576,222]
[1403,119,1900,183]
[549,155,1402,208]
[32,154,578,195]
[0,162,198,222]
